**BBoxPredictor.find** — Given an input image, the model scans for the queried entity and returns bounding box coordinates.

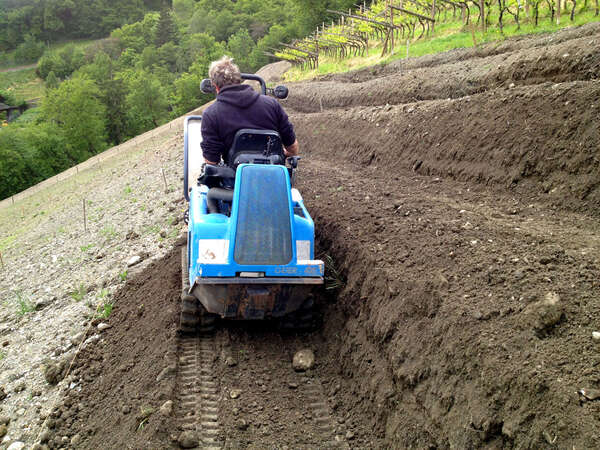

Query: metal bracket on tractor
[179,73,323,334]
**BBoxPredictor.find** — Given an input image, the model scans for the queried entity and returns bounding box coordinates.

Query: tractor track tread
[300,375,350,449]
[175,334,223,450]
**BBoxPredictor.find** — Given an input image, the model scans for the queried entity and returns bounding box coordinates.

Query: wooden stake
[161,168,168,192]
[83,199,87,232]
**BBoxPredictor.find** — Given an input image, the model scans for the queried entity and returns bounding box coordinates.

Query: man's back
[201,84,296,165]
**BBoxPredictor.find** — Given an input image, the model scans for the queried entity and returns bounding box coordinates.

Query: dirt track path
[0,64,36,73]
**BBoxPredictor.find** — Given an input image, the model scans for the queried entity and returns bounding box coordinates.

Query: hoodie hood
[217,84,260,109]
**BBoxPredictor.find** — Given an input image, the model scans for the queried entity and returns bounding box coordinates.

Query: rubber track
[301,375,350,449]
[175,335,222,449]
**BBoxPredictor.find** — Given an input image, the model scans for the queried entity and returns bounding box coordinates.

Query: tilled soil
[46,24,600,449]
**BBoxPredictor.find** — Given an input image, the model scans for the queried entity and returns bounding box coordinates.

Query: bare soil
[47,23,600,449]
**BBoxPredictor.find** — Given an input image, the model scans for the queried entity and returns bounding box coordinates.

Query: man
[201,56,299,165]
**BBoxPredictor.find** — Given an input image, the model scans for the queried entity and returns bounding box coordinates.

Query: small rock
[159,400,173,417]
[521,291,564,336]
[229,389,242,399]
[70,434,82,446]
[156,365,176,382]
[7,443,26,450]
[509,82,515,88]
[127,255,142,267]
[160,230,167,238]
[0,424,7,438]
[178,431,198,448]
[122,405,131,414]
[39,429,51,442]
[225,356,237,367]
[13,382,26,393]
[345,430,355,440]
[288,382,299,389]
[125,230,139,240]
[0,386,6,400]
[2,341,8,347]
[236,419,249,431]
[43,360,67,385]
[579,388,600,401]
[292,349,315,372]
[592,331,600,341]
[70,332,85,346]
[0,416,10,425]
[97,323,111,331]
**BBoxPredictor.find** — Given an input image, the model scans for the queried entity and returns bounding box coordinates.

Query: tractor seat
[227,129,285,169]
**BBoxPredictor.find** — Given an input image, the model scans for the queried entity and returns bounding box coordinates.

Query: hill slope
[0,24,599,448]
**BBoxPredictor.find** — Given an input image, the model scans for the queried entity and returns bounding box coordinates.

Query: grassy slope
[284,9,600,81]
[0,39,97,103]
[0,68,44,102]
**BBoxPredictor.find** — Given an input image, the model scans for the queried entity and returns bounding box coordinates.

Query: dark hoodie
[200,84,296,164]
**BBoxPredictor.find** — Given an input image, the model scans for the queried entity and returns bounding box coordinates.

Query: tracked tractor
[180,74,324,333]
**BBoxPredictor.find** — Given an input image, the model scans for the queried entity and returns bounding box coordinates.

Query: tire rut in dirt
[175,334,223,449]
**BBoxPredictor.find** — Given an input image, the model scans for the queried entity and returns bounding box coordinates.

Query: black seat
[227,129,284,169]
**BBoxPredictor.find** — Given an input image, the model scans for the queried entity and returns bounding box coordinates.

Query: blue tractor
[180,74,324,333]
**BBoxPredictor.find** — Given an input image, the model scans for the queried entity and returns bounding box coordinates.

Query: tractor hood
[217,84,260,109]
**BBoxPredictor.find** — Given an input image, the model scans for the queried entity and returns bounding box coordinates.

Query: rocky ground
[0,23,599,449]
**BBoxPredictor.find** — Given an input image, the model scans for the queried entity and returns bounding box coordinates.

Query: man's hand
[284,139,299,157]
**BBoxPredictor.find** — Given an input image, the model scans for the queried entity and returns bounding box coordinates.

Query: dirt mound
[300,156,600,448]
[48,248,181,449]
[293,80,600,215]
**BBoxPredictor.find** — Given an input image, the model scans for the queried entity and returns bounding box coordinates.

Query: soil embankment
[46,23,600,449]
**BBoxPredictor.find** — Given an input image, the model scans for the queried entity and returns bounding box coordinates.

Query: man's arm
[284,139,299,157]
[200,109,224,165]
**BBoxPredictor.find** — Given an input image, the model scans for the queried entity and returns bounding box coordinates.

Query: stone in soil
[229,389,242,399]
[0,386,6,400]
[521,291,564,337]
[43,359,68,385]
[7,443,26,450]
[592,331,600,341]
[159,400,173,416]
[292,349,315,371]
[127,255,142,267]
[0,424,7,438]
[178,430,198,448]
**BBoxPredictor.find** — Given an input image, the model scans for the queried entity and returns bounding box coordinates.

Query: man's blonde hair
[209,55,242,89]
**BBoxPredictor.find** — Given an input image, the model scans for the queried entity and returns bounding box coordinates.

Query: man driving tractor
[200,56,299,165]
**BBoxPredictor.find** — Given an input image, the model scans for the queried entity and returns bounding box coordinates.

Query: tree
[125,71,169,132]
[42,77,107,162]
[14,34,45,63]
[45,70,59,90]
[155,7,178,46]
[227,29,256,72]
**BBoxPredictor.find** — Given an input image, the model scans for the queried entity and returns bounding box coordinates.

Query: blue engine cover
[187,163,323,288]
[234,165,293,265]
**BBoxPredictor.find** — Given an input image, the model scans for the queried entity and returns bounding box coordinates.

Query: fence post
[83,199,87,232]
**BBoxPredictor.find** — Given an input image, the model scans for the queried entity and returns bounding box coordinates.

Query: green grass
[0,68,44,102]
[285,11,600,81]
[97,301,113,319]
[69,283,87,301]
[15,292,35,316]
